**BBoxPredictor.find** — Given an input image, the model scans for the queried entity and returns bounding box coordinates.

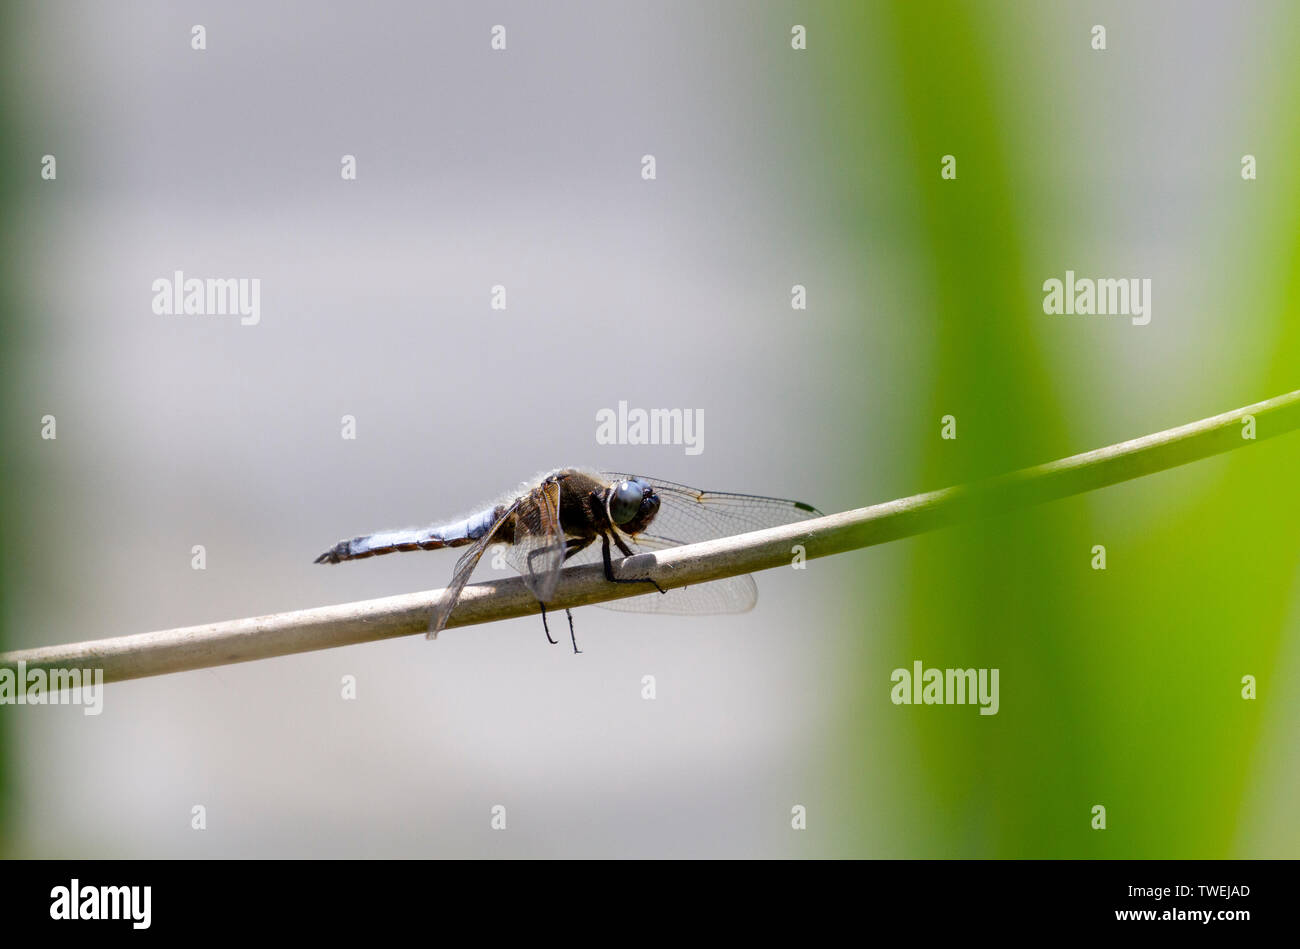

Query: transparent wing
[575,474,822,616]
[598,576,759,615]
[427,499,517,638]
[601,472,822,545]
[500,479,566,605]
[587,532,760,615]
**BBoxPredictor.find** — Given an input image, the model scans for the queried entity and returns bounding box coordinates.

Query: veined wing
[585,531,760,615]
[601,472,821,546]
[585,474,821,615]
[499,478,566,605]
[427,498,518,638]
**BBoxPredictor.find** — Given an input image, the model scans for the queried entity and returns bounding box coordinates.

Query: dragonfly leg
[528,538,594,648]
[539,604,558,645]
[566,609,580,654]
[602,535,666,594]
[564,536,594,561]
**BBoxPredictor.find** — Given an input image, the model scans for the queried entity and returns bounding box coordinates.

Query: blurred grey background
[4,1,850,857]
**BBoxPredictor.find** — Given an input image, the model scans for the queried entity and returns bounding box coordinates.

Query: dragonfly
[314,468,821,652]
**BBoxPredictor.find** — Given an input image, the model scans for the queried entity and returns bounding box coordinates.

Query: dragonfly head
[606,478,659,534]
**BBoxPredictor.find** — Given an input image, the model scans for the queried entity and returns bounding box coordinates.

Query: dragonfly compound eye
[609,480,644,525]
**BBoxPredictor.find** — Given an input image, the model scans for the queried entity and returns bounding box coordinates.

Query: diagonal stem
[3,389,1298,685]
